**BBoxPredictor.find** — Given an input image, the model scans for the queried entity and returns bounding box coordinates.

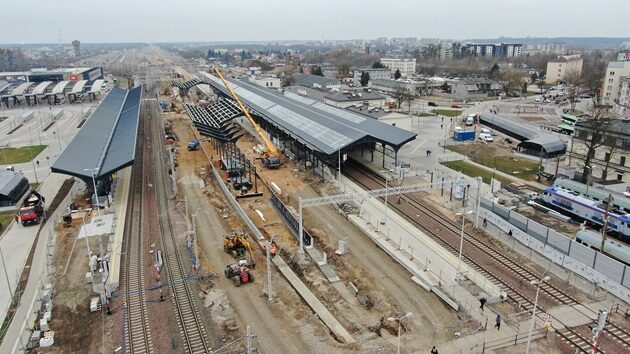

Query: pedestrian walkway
[105,167,132,292]
[0,172,69,326]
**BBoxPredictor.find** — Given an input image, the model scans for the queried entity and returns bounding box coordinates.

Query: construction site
[2,48,628,354]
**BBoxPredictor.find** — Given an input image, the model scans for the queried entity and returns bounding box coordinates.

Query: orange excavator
[212,66,281,168]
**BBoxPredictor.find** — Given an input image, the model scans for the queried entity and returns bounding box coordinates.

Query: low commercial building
[369,79,416,96]
[380,58,416,77]
[450,79,500,99]
[293,73,341,91]
[0,67,103,84]
[352,68,391,83]
[323,91,386,109]
[249,76,281,89]
[545,54,583,84]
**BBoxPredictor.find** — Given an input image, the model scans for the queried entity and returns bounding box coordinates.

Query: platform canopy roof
[197,72,416,156]
[51,86,142,181]
[70,80,88,94]
[28,81,53,96]
[8,82,34,96]
[50,81,71,95]
[88,79,105,93]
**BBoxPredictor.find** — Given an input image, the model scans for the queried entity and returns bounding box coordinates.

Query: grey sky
[2,0,628,43]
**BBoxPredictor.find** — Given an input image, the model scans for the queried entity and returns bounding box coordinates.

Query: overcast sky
[2,0,628,43]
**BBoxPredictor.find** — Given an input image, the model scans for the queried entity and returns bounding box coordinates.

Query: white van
[465,114,475,126]
[480,128,492,134]
[479,133,493,142]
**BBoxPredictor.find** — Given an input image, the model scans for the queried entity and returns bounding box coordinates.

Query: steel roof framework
[182,73,416,157]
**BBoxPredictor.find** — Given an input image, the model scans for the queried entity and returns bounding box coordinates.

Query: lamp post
[525,275,550,354]
[387,312,413,354]
[84,168,101,215]
[455,210,474,275]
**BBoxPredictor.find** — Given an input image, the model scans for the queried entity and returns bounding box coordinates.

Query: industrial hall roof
[52,86,143,181]
[197,72,416,155]
[479,113,566,154]
[292,73,339,88]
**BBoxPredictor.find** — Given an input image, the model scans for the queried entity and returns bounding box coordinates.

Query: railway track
[555,327,592,353]
[122,112,153,353]
[343,159,630,352]
[150,100,211,354]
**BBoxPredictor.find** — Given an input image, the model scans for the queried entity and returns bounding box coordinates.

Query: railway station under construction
[172,72,417,177]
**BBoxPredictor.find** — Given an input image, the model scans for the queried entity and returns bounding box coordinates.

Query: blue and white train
[542,186,630,242]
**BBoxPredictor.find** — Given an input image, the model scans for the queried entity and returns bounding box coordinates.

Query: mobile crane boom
[212,67,279,160]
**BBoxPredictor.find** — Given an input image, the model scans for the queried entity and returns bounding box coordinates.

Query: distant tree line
[0,48,28,72]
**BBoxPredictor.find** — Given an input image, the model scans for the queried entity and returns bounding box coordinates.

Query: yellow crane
[212,66,281,168]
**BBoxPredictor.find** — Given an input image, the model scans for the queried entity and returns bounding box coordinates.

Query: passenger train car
[542,186,630,242]
[575,229,630,265]
[553,179,630,214]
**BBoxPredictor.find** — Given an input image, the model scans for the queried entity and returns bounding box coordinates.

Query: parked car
[479,133,494,142]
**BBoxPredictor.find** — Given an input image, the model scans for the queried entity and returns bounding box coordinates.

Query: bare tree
[402,90,416,112]
[572,107,617,183]
[336,62,351,79]
[536,80,545,94]
[600,142,619,181]
[563,69,582,111]
[499,69,525,96]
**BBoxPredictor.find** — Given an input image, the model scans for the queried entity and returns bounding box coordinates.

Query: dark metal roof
[479,113,566,154]
[0,170,28,201]
[198,73,416,155]
[51,86,142,180]
[293,74,339,88]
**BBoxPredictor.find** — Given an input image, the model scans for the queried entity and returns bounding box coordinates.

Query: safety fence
[480,198,630,303]
[482,328,547,352]
[268,191,312,247]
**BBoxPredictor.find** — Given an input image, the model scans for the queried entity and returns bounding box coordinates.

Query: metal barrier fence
[268,192,312,247]
[480,198,630,303]
[482,328,547,352]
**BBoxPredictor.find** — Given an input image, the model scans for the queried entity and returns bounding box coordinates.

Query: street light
[387,312,413,354]
[525,275,550,354]
[84,168,101,215]
[455,210,474,275]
